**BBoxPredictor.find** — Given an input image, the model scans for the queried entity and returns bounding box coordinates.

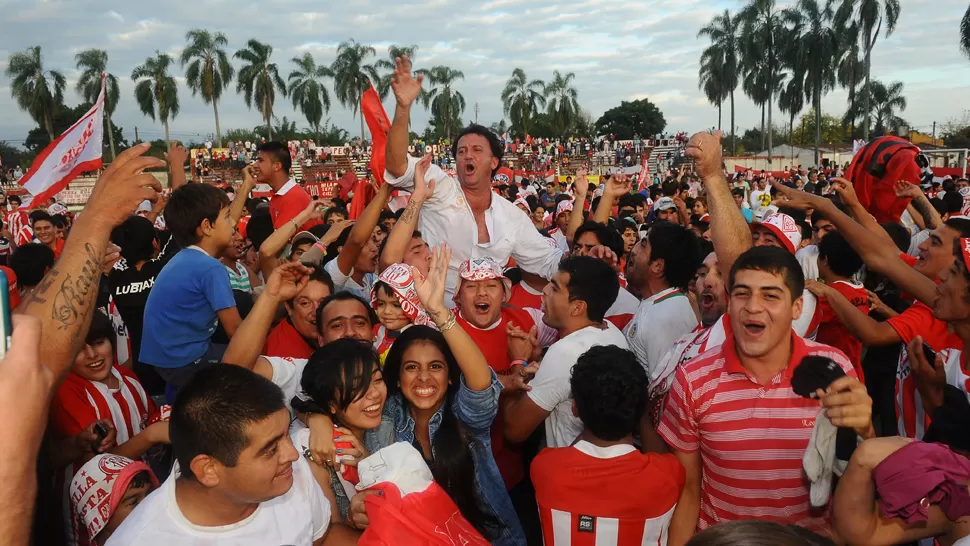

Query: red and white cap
[556,200,574,216]
[960,238,970,275]
[70,454,158,543]
[371,263,437,328]
[454,257,512,303]
[753,212,801,254]
[47,203,69,216]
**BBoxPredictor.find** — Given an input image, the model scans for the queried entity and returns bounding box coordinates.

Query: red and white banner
[306,180,340,199]
[19,75,105,208]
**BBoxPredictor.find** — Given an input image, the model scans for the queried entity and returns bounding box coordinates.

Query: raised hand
[163,140,188,168]
[604,173,632,197]
[770,179,826,211]
[574,168,589,196]
[412,153,436,202]
[413,244,451,316]
[264,262,312,301]
[831,177,861,207]
[101,242,122,274]
[805,279,834,300]
[297,199,327,225]
[893,179,923,200]
[391,56,424,109]
[85,143,164,229]
[685,131,724,181]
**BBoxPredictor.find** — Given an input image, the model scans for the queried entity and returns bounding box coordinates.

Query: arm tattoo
[400,199,420,225]
[912,196,936,227]
[51,243,103,340]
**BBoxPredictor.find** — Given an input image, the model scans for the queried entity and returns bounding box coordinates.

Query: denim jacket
[384,370,526,546]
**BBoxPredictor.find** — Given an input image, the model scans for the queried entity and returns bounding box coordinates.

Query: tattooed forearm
[50,243,103,340]
[400,199,420,225]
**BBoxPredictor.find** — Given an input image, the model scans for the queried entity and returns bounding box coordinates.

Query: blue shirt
[741,207,754,223]
[384,371,526,546]
[140,247,236,368]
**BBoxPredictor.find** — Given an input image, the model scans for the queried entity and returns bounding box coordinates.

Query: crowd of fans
[2,55,970,546]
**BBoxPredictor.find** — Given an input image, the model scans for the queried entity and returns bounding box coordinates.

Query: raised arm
[830,178,898,248]
[773,182,938,307]
[379,155,433,271]
[229,164,257,224]
[593,174,631,225]
[20,143,163,378]
[163,141,189,190]
[413,245,491,391]
[895,180,941,231]
[687,131,751,277]
[566,169,590,246]
[335,184,392,276]
[386,56,423,179]
[258,199,326,271]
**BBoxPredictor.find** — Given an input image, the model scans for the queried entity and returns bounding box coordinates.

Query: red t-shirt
[269,182,321,231]
[263,318,316,360]
[457,305,535,490]
[49,238,65,259]
[532,442,685,545]
[814,281,869,380]
[508,282,543,312]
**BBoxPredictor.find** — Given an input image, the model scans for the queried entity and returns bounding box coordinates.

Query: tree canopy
[594,99,666,139]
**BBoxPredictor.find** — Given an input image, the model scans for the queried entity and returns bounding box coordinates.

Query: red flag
[348,177,375,220]
[20,75,105,208]
[361,84,390,187]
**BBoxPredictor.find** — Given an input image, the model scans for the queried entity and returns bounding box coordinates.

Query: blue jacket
[384,371,526,546]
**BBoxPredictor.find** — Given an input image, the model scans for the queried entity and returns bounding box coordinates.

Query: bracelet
[436,311,457,332]
[290,218,299,230]
[313,241,327,255]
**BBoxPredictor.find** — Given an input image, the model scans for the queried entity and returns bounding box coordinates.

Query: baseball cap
[455,257,512,303]
[752,212,801,254]
[292,231,320,248]
[653,197,676,212]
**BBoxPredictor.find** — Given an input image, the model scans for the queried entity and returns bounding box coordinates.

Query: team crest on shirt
[578,515,595,533]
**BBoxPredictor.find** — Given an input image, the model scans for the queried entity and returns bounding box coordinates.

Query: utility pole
[134,126,139,143]
[474,102,479,124]
[932,121,936,146]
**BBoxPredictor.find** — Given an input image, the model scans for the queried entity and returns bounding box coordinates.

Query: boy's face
[100,475,154,542]
[207,206,235,253]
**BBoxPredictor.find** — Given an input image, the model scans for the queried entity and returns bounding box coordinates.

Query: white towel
[803,410,838,507]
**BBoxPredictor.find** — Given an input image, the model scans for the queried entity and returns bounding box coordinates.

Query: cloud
[0,0,968,148]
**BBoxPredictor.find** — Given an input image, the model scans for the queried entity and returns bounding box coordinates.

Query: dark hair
[126,470,154,491]
[945,217,970,239]
[929,197,947,217]
[661,179,678,197]
[30,211,53,227]
[8,195,21,205]
[451,125,504,176]
[85,311,116,349]
[9,243,55,287]
[111,216,158,264]
[557,255,619,322]
[573,221,623,257]
[647,221,702,292]
[378,210,396,225]
[686,520,834,546]
[880,222,911,254]
[571,346,647,441]
[294,263,334,299]
[245,210,274,250]
[315,292,375,335]
[323,207,349,225]
[818,231,863,279]
[255,141,292,175]
[291,339,382,418]
[164,183,230,247]
[170,365,286,474]
[731,187,745,198]
[943,191,964,214]
[50,215,67,229]
[383,326,501,539]
[729,246,805,302]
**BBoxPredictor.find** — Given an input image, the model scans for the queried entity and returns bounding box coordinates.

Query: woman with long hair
[381,245,525,545]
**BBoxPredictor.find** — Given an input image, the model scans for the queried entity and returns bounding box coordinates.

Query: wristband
[313,241,327,255]
[510,359,527,368]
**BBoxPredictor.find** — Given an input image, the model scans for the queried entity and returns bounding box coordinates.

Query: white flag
[18,75,105,208]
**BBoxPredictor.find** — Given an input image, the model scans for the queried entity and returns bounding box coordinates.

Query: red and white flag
[19,74,105,208]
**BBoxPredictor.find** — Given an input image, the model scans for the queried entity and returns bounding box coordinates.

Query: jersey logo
[577,515,595,533]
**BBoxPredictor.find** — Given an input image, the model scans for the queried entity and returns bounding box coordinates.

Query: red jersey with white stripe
[658,323,855,534]
[886,302,958,439]
[508,280,543,312]
[943,346,970,402]
[813,281,868,380]
[532,441,684,546]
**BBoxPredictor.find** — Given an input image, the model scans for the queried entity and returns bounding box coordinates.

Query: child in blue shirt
[140,184,241,391]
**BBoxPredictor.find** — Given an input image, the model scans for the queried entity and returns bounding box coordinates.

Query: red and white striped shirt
[657,324,855,534]
[532,441,684,545]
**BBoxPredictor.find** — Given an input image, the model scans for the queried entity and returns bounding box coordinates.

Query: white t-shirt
[324,258,376,300]
[106,457,329,545]
[796,244,820,282]
[527,322,629,448]
[265,356,309,413]
[623,288,698,384]
[749,189,771,218]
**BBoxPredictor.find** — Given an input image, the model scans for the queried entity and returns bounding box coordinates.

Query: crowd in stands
[3,56,970,546]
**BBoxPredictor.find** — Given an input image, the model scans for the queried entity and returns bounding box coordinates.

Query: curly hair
[570,345,648,441]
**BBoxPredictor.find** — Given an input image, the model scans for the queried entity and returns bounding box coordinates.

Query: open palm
[413,245,450,313]
[391,56,423,108]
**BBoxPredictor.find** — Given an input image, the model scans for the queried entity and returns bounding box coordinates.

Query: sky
[1,0,969,149]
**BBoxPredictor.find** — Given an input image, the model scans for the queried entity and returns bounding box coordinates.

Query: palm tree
[131,51,180,150]
[740,0,785,163]
[961,5,970,61]
[698,48,729,131]
[6,46,65,141]
[288,53,334,141]
[331,39,380,140]
[375,44,418,100]
[838,0,901,140]
[779,77,805,148]
[835,20,864,137]
[847,79,906,136]
[181,29,235,147]
[698,9,741,154]
[419,66,466,141]
[235,39,286,141]
[75,49,121,160]
[544,70,580,136]
[501,68,546,137]
[783,0,839,166]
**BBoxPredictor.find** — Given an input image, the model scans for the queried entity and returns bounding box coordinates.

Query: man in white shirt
[107,365,358,545]
[383,57,567,302]
[749,177,771,220]
[503,256,629,448]
[624,221,702,384]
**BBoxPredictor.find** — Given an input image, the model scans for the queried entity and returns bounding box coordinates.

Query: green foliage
[22,102,128,160]
[594,99,666,140]
[0,142,30,170]
[234,39,286,140]
[6,45,66,140]
[791,110,850,146]
[331,39,379,139]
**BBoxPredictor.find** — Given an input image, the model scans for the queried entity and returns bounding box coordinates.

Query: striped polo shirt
[657,322,855,533]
